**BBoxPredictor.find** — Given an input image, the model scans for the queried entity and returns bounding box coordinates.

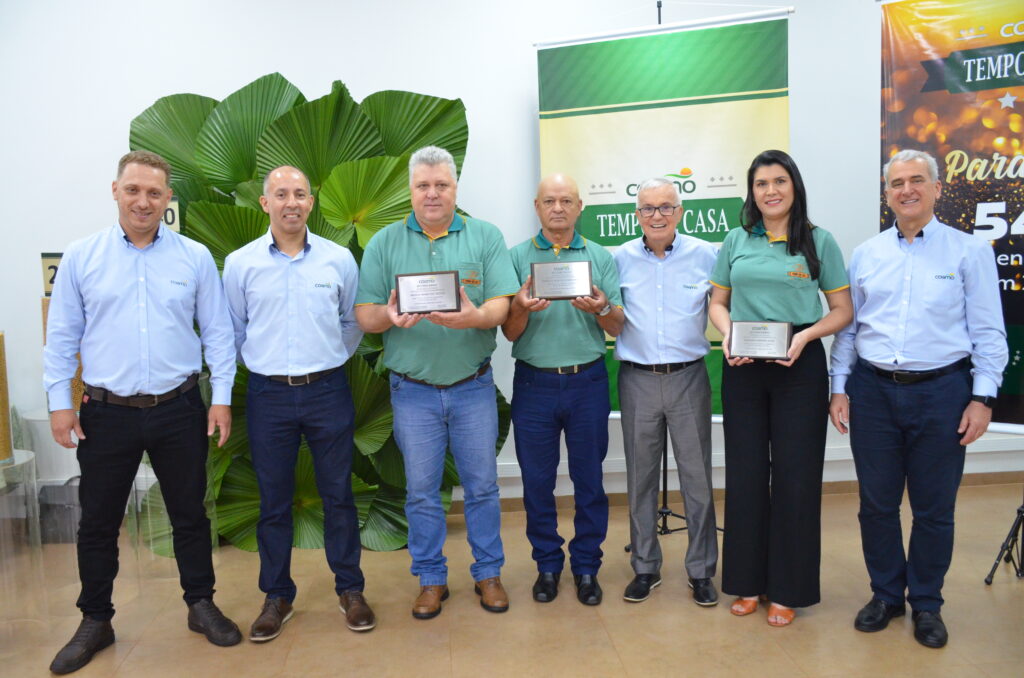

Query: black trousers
[75,386,214,620]
[720,338,828,608]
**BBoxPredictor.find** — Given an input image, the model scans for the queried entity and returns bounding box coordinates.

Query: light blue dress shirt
[830,218,1007,397]
[43,224,236,410]
[614,232,719,364]
[222,228,362,376]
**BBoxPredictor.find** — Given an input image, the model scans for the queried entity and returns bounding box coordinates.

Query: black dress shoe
[912,610,948,648]
[623,573,661,603]
[573,574,602,606]
[188,599,242,647]
[688,577,719,607]
[49,618,115,674]
[532,572,560,603]
[854,598,906,632]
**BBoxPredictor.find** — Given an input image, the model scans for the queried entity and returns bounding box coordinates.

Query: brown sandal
[730,597,759,616]
[767,603,795,627]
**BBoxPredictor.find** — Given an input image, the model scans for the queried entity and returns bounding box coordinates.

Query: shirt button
[138,277,144,282]
[140,328,147,333]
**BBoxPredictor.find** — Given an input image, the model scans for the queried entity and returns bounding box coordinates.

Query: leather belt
[395,364,490,389]
[84,373,199,408]
[268,367,339,386]
[623,359,700,375]
[866,356,971,385]
[520,358,602,375]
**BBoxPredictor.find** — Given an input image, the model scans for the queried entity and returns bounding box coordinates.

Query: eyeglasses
[638,205,679,217]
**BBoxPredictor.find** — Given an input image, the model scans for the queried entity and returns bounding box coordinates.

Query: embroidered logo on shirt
[934,272,956,280]
[461,269,481,286]
[314,282,333,288]
[170,279,189,287]
[682,284,701,290]
[787,263,810,279]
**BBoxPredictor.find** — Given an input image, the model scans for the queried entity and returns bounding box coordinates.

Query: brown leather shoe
[412,585,449,620]
[338,591,376,632]
[474,576,509,613]
[249,597,293,642]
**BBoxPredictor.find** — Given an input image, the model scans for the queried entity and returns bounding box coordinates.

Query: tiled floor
[2,483,1022,677]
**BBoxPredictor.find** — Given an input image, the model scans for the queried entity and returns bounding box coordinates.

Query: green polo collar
[532,229,586,251]
[404,211,466,235]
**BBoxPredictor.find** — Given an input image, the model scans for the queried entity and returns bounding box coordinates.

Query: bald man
[502,175,624,605]
[222,166,374,641]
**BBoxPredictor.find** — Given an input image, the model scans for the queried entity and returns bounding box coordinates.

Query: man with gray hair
[830,149,1007,648]
[613,177,720,606]
[355,146,518,620]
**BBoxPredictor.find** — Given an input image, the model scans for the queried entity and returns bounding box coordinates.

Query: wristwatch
[970,395,996,408]
[597,304,612,317]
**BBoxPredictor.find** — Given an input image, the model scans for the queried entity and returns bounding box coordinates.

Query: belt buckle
[557,365,577,375]
[145,394,160,407]
[287,374,309,386]
[652,364,668,375]
[890,371,911,384]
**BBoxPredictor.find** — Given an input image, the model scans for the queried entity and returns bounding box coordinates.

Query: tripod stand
[624,444,723,553]
[984,485,1023,585]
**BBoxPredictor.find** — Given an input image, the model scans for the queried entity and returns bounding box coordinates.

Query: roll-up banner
[881,0,1024,429]
[537,10,791,411]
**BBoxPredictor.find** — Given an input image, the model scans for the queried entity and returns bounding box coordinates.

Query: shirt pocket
[677,281,710,316]
[306,279,340,317]
[781,255,815,290]
[458,261,484,306]
[919,268,965,309]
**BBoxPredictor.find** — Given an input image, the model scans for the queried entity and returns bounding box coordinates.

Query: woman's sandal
[767,603,796,627]
[730,597,759,616]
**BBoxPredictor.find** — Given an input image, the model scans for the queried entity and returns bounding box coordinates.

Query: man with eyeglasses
[502,174,624,606]
[613,177,720,606]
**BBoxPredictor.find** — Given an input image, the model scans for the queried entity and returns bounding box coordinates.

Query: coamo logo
[1001,20,1024,37]
[934,273,956,280]
[626,168,698,196]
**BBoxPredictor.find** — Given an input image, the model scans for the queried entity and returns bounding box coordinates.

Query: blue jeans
[512,360,609,575]
[389,366,503,585]
[247,367,364,601]
[847,359,970,612]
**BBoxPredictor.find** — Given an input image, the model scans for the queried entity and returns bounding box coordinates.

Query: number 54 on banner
[973,202,1024,241]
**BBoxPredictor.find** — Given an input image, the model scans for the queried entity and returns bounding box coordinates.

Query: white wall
[2,0,1020,488]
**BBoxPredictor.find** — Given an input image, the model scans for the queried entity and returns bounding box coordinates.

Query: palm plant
[128,73,510,554]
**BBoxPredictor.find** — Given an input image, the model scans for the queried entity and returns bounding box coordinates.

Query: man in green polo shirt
[355,146,518,620]
[502,174,623,606]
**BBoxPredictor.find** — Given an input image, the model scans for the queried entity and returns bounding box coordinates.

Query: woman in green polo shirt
[708,150,853,627]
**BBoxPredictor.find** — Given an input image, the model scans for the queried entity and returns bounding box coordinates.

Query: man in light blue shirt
[43,150,241,674]
[613,177,720,607]
[222,166,374,640]
[829,149,1007,649]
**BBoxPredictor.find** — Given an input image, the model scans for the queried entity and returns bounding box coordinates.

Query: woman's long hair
[740,149,821,280]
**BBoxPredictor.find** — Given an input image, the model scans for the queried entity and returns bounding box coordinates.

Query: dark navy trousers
[511,359,610,576]
[846,359,971,612]
[247,367,364,601]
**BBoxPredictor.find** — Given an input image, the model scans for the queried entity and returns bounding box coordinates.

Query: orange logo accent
[787,271,810,279]
[462,278,481,286]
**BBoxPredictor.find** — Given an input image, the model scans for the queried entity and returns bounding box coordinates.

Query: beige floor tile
[449,612,624,678]
[282,626,451,677]
[1,482,1021,677]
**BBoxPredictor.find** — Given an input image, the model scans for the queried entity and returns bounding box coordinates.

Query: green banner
[538,20,788,113]
[538,16,790,413]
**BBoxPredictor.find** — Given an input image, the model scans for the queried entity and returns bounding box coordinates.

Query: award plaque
[530,260,593,300]
[395,271,461,314]
[729,321,793,360]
